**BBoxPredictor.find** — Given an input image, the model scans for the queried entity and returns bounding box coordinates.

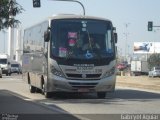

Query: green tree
[147,53,160,70]
[0,0,24,30]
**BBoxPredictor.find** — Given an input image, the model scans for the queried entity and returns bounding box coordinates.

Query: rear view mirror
[114,33,118,43]
[44,30,50,42]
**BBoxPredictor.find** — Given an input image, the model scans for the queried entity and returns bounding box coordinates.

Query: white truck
[131,60,149,76]
[10,60,22,74]
[0,54,11,76]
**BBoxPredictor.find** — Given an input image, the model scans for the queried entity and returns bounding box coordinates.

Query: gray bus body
[22,14,117,98]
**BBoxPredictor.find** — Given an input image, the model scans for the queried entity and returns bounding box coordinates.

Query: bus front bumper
[47,74,116,93]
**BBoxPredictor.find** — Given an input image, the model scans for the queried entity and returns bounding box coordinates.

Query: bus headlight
[103,67,115,78]
[50,66,64,77]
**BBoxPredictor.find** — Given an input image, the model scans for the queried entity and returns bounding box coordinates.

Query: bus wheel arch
[28,72,36,93]
[41,75,45,94]
[27,72,30,84]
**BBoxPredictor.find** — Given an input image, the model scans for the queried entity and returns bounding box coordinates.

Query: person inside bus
[82,37,100,51]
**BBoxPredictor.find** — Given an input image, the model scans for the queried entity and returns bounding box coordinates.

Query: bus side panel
[31,53,47,89]
[22,20,49,89]
[22,54,34,84]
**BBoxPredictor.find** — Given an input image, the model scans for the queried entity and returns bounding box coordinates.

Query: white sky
[0,0,160,56]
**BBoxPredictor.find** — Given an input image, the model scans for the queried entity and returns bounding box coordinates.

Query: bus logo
[82,74,87,78]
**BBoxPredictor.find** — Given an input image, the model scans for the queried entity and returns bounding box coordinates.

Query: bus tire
[6,73,8,76]
[29,84,36,93]
[97,92,106,99]
[42,83,52,98]
[9,72,11,76]
[44,91,52,98]
[6,70,11,76]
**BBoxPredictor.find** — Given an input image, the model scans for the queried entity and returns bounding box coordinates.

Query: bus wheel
[29,84,36,93]
[44,91,52,98]
[42,84,51,98]
[97,92,106,99]
[9,72,11,76]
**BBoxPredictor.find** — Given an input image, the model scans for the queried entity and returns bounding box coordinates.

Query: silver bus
[22,14,117,98]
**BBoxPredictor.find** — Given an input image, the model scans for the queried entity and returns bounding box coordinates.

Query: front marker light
[50,66,64,77]
[103,67,115,78]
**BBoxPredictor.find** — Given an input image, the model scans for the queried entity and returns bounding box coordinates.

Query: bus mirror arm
[114,33,118,43]
[44,30,50,42]
[44,51,48,58]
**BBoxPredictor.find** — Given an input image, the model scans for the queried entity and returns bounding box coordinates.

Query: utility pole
[153,29,160,53]
[49,0,85,16]
[32,0,85,15]
[8,25,14,60]
[16,28,22,63]
[124,23,130,60]
[8,0,15,60]
[2,30,7,53]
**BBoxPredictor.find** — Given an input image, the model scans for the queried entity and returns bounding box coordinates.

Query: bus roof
[24,14,112,30]
[48,14,111,22]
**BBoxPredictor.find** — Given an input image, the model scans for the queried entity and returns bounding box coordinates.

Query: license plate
[77,66,93,70]
[78,88,89,92]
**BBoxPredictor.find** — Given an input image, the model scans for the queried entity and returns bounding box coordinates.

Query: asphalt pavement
[0,90,80,120]
[0,75,160,120]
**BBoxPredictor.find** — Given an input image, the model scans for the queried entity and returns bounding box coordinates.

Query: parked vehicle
[116,63,127,70]
[0,54,11,76]
[131,60,149,76]
[11,63,22,74]
[148,67,160,77]
[0,66,2,78]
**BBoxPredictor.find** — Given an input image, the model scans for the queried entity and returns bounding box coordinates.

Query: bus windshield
[51,19,115,60]
[0,59,7,64]
[11,64,19,67]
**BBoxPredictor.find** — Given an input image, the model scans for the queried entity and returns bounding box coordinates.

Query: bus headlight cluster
[50,66,64,77]
[103,67,115,78]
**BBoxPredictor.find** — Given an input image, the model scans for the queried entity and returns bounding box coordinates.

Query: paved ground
[0,90,79,120]
[0,75,160,120]
[116,76,160,92]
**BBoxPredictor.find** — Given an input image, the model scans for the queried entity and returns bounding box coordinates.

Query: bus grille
[66,73,101,79]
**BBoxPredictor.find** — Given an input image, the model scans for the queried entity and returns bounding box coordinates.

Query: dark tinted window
[0,59,7,64]
[51,19,115,60]
[11,64,19,67]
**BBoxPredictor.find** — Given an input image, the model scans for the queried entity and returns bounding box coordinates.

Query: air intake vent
[69,82,98,88]
[66,73,101,79]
